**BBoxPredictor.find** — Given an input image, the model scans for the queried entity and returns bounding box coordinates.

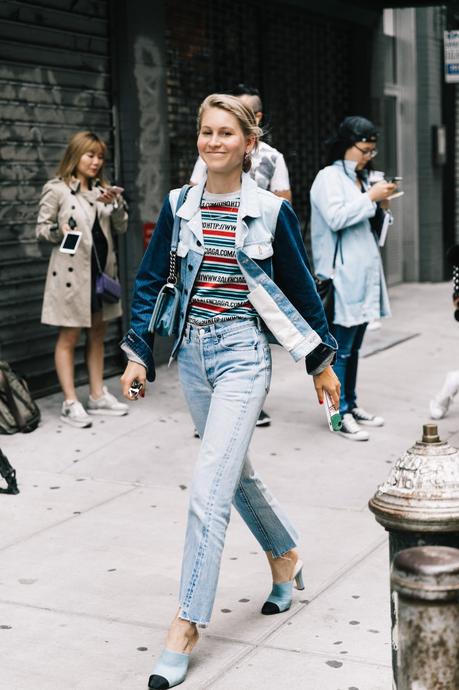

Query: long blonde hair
[56,131,109,186]
[197,94,262,172]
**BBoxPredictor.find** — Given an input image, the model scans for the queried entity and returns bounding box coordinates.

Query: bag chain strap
[167,249,177,285]
[167,184,190,285]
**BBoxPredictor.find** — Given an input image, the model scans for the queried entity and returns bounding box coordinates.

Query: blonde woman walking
[121,95,339,688]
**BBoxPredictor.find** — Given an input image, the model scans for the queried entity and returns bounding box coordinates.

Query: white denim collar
[176,172,261,221]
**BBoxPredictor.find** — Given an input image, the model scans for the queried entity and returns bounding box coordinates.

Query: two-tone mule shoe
[261,559,305,615]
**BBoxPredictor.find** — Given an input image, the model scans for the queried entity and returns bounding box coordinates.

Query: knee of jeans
[190,492,231,526]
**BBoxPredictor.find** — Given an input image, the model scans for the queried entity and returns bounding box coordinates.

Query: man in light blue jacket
[311,116,397,441]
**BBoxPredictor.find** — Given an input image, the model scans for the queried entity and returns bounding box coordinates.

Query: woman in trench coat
[36,131,129,428]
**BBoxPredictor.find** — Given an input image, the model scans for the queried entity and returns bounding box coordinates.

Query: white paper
[387,190,404,200]
[378,212,391,247]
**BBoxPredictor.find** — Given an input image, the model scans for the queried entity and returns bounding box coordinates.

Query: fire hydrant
[369,423,459,686]
[391,545,459,689]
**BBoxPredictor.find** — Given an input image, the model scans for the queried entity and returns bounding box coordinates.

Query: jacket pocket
[243,241,273,260]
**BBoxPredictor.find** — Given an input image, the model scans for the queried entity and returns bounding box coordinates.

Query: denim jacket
[310,160,391,327]
[122,173,337,381]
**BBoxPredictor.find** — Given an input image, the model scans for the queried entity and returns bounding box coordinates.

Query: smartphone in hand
[106,185,124,195]
[324,391,342,432]
[59,231,82,254]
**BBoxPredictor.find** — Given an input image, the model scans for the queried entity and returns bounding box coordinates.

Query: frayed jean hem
[267,542,298,559]
[179,608,209,628]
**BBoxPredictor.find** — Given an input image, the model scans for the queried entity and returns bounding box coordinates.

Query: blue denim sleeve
[272,201,337,373]
[120,195,174,381]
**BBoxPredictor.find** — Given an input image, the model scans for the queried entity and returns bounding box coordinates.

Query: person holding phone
[310,116,396,441]
[120,94,339,688]
[36,131,129,428]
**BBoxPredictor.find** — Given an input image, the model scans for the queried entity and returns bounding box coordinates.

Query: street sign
[444,30,459,83]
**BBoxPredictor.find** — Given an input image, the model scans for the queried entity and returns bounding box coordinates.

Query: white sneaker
[351,407,384,427]
[429,397,451,420]
[339,413,369,441]
[60,400,92,428]
[87,386,129,416]
[429,371,459,420]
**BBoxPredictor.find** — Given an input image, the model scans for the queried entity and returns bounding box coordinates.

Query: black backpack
[0,449,19,494]
[0,361,41,434]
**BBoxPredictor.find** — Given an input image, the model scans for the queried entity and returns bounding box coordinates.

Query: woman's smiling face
[197,106,253,176]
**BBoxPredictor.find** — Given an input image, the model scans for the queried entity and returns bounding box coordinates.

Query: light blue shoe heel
[261,559,305,615]
[148,649,190,689]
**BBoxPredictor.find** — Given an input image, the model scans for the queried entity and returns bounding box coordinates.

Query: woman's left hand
[313,365,340,408]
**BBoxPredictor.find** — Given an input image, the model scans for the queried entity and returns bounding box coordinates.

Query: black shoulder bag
[314,232,341,325]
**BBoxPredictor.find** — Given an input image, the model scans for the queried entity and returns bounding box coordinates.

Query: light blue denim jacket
[122,173,337,381]
[310,160,391,327]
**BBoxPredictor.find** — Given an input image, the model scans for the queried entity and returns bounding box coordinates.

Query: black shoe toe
[261,601,281,615]
[148,675,170,689]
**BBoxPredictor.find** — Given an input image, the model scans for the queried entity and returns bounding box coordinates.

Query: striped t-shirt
[187,191,257,325]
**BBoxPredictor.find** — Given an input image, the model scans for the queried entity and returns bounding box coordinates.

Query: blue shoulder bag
[148,185,190,337]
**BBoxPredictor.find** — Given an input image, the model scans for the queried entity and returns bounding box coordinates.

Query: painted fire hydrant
[368,423,459,686]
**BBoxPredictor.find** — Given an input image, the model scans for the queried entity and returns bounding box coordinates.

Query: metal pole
[391,546,459,689]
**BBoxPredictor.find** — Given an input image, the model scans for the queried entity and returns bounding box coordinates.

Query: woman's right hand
[368,180,397,203]
[120,361,147,400]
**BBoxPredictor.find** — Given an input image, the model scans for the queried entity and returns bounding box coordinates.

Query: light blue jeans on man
[176,318,299,625]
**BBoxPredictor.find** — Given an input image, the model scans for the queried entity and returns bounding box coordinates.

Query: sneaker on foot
[256,409,271,427]
[429,371,459,419]
[87,386,128,416]
[351,407,384,427]
[339,413,369,441]
[60,400,92,428]
[429,397,451,420]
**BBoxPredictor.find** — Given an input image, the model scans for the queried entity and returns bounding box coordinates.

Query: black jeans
[331,323,368,415]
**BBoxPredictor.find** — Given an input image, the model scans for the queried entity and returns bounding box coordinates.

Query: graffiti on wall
[134,36,166,222]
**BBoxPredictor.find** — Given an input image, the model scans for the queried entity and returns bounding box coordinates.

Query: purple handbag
[93,240,121,303]
[95,272,121,304]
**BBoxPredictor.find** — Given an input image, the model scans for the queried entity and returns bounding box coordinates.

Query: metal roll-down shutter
[0,0,121,396]
[165,0,353,239]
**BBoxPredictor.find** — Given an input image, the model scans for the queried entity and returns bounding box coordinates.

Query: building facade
[0,0,453,394]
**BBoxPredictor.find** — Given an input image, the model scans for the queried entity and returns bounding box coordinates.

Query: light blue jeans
[176,318,299,625]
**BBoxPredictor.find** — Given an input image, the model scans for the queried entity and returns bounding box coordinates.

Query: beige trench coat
[36,177,128,328]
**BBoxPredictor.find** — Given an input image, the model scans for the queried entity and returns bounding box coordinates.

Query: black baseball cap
[337,116,378,143]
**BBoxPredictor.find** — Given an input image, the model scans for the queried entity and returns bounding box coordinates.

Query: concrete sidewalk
[1,282,458,690]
